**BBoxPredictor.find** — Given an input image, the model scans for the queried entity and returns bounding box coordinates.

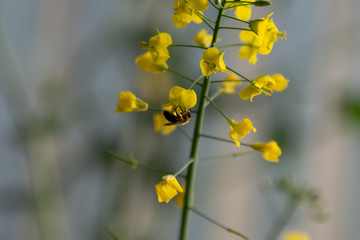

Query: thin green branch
[194,10,216,23]
[177,126,192,141]
[208,0,220,10]
[174,159,194,177]
[108,151,185,178]
[210,79,246,83]
[222,14,249,24]
[170,44,207,49]
[219,26,252,31]
[190,207,249,240]
[199,150,255,162]
[204,89,222,107]
[200,134,252,147]
[167,69,203,87]
[188,75,204,89]
[200,16,215,31]
[226,66,252,83]
[205,96,230,121]
[217,43,246,49]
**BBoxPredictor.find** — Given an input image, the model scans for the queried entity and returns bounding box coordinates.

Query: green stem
[188,75,203,89]
[178,126,192,141]
[199,150,255,162]
[218,43,246,49]
[173,159,194,178]
[200,134,252,147]
[108,151,186,177]
[179,2,226,240]
[190,207,249,240]
[167,69,203,87]
[219,27,251,31]
[226,66,252,83]
[206,96,230,121]
[170,44,207,49]
[194,10,216,23]
[204,89,222,107]
[222,14,249,24]
[208,0,220,10]
[210,79,246,83]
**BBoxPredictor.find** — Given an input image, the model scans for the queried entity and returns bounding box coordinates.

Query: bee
[163,109,192,126]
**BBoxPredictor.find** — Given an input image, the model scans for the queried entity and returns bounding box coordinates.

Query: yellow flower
[135,51,168,73]
[140,32,172,65]
[282,231,310,240]
[172,0,204,28]
[239,75,276,101]
[220,73,242,94]
[252,141,282,162]
[200,47,227,76]
[239,85,261,101]
[228,118,257,147]
[192,29,213,47]
[239,13,286,63]
[115,91,148,113]
[153,113,177,135]
[189,0,208,11]
[168,86,197,111]
[155,175,183,203]
[267,73,289,92]
[234,0,255,21]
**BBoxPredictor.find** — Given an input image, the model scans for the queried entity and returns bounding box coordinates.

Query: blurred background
[1,0,360,239]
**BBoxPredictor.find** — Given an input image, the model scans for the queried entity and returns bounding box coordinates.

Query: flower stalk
[179,1,226,239]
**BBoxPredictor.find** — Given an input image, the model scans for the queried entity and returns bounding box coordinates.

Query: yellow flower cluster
[239,74,289,101]
[172,0,208,28]
[200,47,227,76]
[136,32,172,72]
[239,13,287,64]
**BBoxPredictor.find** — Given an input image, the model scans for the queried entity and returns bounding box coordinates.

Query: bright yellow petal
[180,89,197,109]
[155,175,183,203]
[229,130,240,147]
[149,32,172,48]
[234,118,256,139]
[189,0,208,11]
[135,51,168,72]
[192,10,203,23]
[252,141,281,162]
[239,85,261,101]
[115,91,137,112]
[282,231,310,240]
[235,5,252,21]
[269,73,289,92]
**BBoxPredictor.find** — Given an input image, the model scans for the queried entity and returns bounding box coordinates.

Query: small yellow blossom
[267,73,289,92]
[168,86,197,111]
[140,32,172,65]
[192,29,213,47]
[252,141,282,162]
[235,0,255,21]
[228,118,257,147]
[136,51,168,72]
[172,0,204,28]
[200,47,227,76]
[155,175,183,203]
[239,13,286,63]
[239,86,261,101]
[115,91,148,113]
[282,231,310,240]
[189,0,208,11]
[220,73,241,94]
[154,113,177,135]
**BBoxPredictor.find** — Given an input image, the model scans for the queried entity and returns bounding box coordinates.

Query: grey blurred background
[1,0,360,239]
